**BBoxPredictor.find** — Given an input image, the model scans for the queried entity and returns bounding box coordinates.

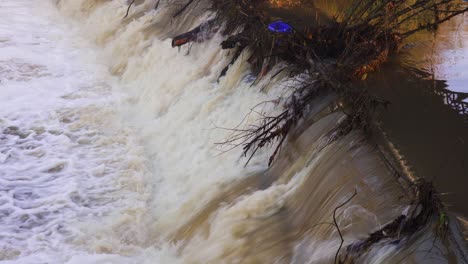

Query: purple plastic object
[268,21,293,34]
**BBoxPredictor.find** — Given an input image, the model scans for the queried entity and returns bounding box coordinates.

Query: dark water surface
[367,13,468,217]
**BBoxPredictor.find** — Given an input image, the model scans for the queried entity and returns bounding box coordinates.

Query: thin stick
[334,189,358,264]
[123,0,136,19]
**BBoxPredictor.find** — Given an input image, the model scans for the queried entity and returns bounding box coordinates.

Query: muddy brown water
[367,13,468,217]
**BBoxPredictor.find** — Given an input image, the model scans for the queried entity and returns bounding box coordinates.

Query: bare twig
[333,189,358,264]
[123,0,136,18]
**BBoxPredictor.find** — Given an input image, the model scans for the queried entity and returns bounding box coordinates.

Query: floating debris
[268,21,293,34]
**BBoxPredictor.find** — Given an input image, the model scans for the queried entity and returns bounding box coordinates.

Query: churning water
[0,1,152,262]
[0,0,466,263]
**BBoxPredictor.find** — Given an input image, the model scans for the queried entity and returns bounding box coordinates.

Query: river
[0,0,466,263]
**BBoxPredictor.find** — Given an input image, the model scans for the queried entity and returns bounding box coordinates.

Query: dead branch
[333,189,358,264]
[123,0,136,18]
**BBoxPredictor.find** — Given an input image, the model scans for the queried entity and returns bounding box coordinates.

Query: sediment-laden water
[0,0,466,263]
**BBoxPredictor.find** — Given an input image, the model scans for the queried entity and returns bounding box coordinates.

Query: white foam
[55,0,289,240]
[0,0,153,262]
[1,0,286,262]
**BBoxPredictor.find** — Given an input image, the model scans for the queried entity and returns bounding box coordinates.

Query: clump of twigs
[231,79,329,166]
[218,71,389,166]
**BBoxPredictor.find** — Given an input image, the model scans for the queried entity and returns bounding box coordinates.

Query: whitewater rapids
[0,0,466,263]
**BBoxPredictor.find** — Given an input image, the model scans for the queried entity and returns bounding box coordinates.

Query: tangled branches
[341,0,468,39]
[230,80,327,166]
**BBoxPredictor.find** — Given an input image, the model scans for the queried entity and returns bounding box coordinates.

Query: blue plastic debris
[268,21,293,34]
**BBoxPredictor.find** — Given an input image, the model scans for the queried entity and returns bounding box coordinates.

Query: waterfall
[1,0,466,263]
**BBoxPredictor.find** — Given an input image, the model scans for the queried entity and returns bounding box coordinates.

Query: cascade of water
[1,0,465,263]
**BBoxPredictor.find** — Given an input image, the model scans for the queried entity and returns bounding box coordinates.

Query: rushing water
[0,1,152,262]
[0,0,467,263]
